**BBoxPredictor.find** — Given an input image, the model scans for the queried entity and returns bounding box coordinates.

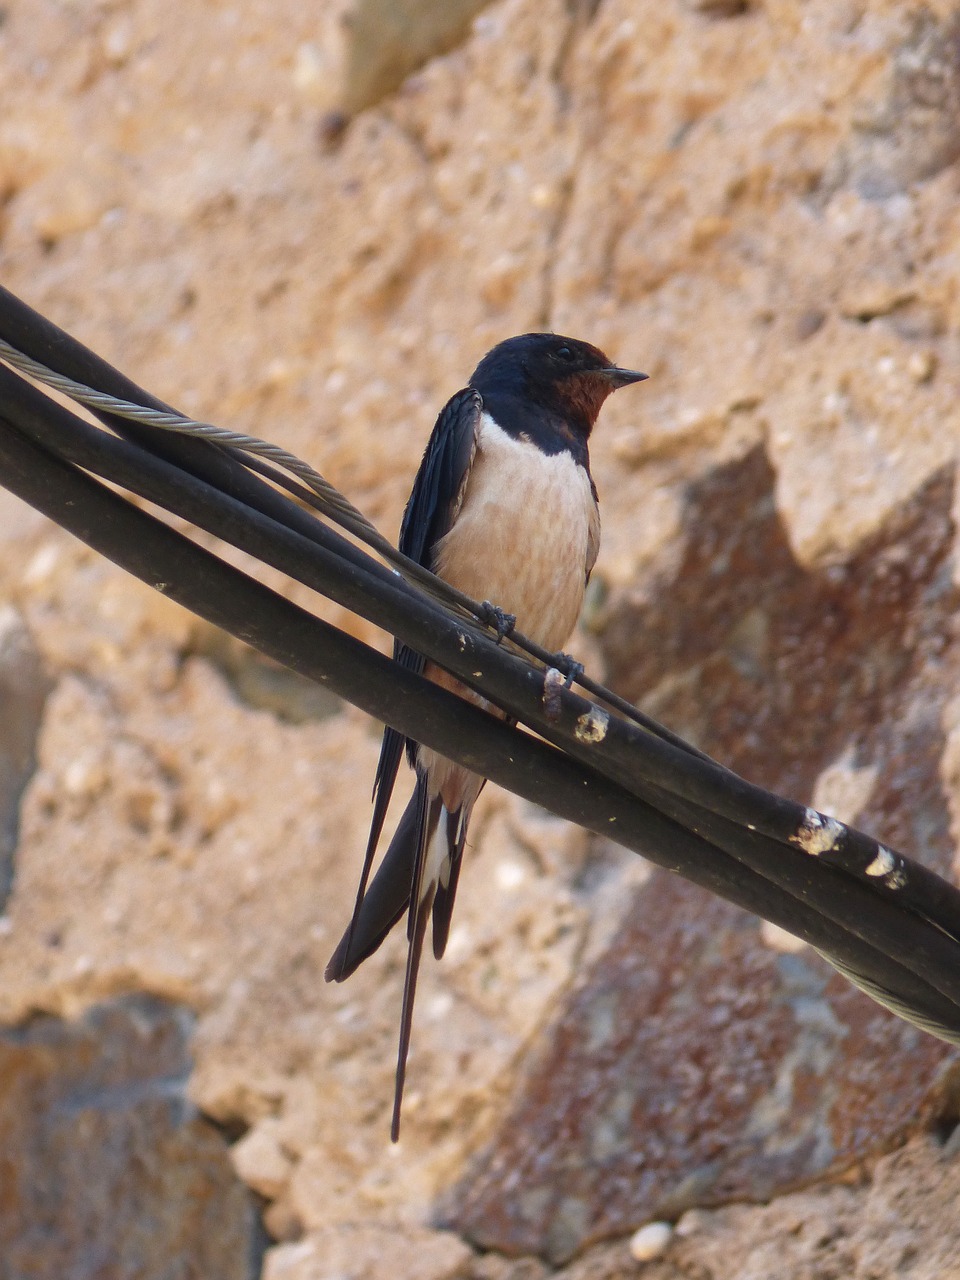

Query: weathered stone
[831,11,960,200]
[684,0,749,14]
[0,995,262,1279]
[6,0,960,1275]
[443,447,960,1262]
[231,1117,296,1201]
[293,0,494,118]
[599,448,960,872]
[536,1135,960,1280]
[445,872,958,1263]
[0,608,50,911]
[340,0,494,116]
[262,1223,472,1280]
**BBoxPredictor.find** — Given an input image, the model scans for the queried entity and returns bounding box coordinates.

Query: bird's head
[469,333,647,436]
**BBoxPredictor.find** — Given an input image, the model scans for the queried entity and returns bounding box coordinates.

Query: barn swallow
[325,333,648,1138]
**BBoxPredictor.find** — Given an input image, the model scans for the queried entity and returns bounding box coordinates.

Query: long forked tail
[325,786,423,982]
[392,779,444,1141]
[324,773,469,1140]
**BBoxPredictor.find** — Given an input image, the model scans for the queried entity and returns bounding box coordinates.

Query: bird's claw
[556,653,584,689]
[480,601,516,643]
[542,656,584,722]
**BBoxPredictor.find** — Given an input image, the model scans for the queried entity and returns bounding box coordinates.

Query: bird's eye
[555,346,574,362]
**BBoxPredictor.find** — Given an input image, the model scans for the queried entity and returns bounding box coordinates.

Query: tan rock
[764,310,956,565]
[0,996,257,1278]
[263,1223,472,1280]
[0,608,50,911]
[4,0,960,1274]
[292,0,494,120]
[231,1117,296,1201]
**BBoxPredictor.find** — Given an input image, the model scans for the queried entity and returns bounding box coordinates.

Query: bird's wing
[335,388,483,970]
[585,478,601,584]
[325,786,422,981]
[399,386,482,570]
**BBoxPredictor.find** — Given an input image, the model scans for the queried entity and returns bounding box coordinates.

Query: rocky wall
[2,1,960,1276]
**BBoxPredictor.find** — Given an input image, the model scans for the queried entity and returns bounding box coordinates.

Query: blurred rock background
[2,0,960,1276]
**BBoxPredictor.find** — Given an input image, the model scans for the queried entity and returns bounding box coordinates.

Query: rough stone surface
[447,871,959,1263]
[292,0,493,124]
[546,1133,960,1280]
[0,607,50,910]
[599,448,960,873]
[262,1223,473,1280]
[3,0,960,1276]
[0,995,261,1280]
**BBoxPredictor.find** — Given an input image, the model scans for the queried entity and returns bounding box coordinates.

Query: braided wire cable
[8,294,960,1066]
[8,324,960,1037]
[0,336,535,627]
[0,333,714,756]
[0,336,394,559]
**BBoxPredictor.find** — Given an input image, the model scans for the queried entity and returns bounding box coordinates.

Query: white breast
[432,413,599,652]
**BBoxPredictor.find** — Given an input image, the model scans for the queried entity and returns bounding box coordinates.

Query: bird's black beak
[601,367,649,388]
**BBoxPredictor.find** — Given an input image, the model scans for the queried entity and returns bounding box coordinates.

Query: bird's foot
[542,654,584,722]
[556,652,584,689]
[479,600,517,643]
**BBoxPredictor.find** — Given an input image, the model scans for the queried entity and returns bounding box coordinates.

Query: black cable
[0,316,945,946]
[0,287,738,763]
[0,283,338,547]
[4,388,960,1036]
[5,360,960,995]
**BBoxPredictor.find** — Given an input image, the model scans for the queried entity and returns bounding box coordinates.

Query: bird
[324,333,648,1139]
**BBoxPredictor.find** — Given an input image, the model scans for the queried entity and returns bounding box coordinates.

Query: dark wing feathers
[324,787,421,981]
[397,386,482,569]
[383,385,481,776]
[326,388,482,984]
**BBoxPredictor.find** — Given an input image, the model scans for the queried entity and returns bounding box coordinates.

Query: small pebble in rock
[629,1221,674,1263]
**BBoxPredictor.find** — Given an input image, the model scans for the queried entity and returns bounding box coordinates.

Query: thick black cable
[4,360,960,997]
[0,305,945,940]
[0,283,344,548]
[0,288,730,763]
[1,399,960,1039]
